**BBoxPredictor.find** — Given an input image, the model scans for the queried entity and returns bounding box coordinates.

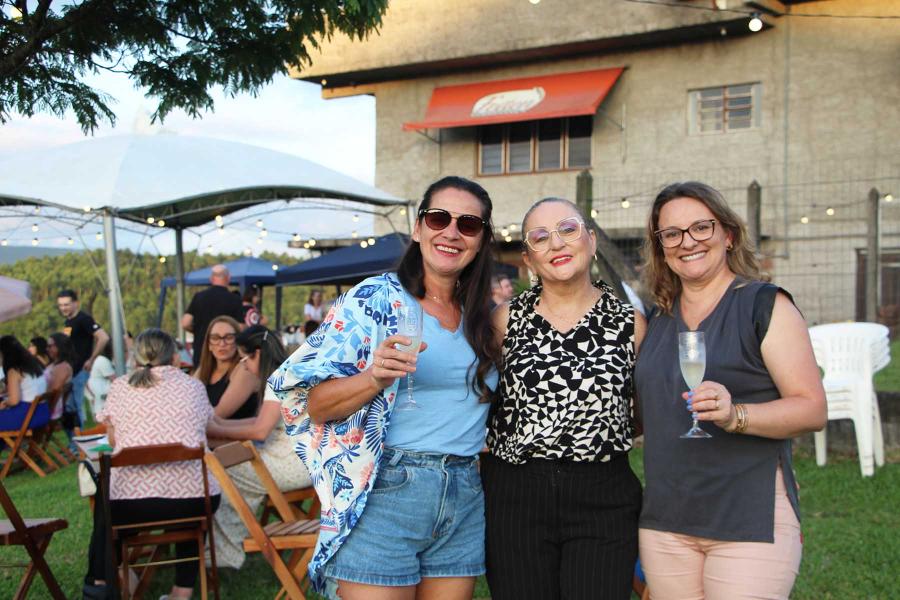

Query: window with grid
[689,83,760,134]
[478,116,592,175]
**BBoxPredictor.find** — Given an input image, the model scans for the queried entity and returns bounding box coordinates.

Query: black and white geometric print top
[487,281,636,464]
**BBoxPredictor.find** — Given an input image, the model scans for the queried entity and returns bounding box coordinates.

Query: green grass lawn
[874,338,900,392]
[1,445,896,599]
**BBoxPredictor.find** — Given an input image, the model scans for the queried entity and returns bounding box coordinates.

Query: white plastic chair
[808,323,888,477]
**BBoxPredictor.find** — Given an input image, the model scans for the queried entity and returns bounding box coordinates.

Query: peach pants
[639,469,802,600]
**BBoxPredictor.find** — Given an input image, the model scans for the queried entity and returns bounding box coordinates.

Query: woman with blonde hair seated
[83,328,220,600]
[207,325,312,568]
[193,315,259,419]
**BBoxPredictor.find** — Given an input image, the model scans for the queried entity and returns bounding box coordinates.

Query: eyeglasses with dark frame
[418,208,487,237]
[654,219,717,249]
[524,217,585,252]
[208,333,237,345]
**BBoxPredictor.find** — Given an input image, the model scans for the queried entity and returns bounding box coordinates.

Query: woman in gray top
[634,181,826,600]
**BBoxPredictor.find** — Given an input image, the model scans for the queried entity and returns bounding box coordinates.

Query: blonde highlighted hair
[128,328,177,388]
[642,181,761,315]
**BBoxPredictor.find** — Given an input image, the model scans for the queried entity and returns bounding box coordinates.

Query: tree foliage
[0,0,388,132]
[0,249,325,343]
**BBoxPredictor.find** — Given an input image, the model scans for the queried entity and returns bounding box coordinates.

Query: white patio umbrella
[0,276,32,323]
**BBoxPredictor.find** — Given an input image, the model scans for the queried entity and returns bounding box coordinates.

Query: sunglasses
[419,208,486,237]
[524,217,585,252]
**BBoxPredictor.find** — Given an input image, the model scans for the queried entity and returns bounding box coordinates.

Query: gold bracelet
[724,404,739,433]
[734,404,749,434]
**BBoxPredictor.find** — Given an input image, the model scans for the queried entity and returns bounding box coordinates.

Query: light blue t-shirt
[384,307,498,457]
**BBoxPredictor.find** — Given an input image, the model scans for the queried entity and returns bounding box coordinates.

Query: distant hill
[0,245,79,265]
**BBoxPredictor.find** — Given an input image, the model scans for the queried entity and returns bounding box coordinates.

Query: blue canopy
[276,233,409,286]
[161,256,281,290]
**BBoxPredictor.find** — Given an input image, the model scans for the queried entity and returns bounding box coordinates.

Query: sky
[0,70,379,258]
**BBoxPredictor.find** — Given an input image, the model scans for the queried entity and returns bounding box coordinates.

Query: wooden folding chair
[39,384,77,466]
[100,444,220,600]
[205,442,319,600]
[259,486,320,525]
[0,478,68,599]
[0,393,60,479]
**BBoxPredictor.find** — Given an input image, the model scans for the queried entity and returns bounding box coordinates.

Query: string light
[31,223,38,232]
[256,238,264,244]
[157,220,165,227]
[159,256,166,263]
[83,206,91,212]
[67,237,74,245]
[256,219,263,228]
[800,216,809,224]
[146,216,155,224]
[825,207,835,216]
[303,242,310,249]
[1,240,7,246]
[590,209,598,218]
[206,244,213,253]
[500,228,509,237]
[215,215,223,224]
[293,233,301,242]
[360,241,369,249]
[352,214,359,222]
[244,247,252,256]
[509,224,518,232]
[95,232,103,240]
[749,13,763,32]
[271,264,279,271]
[367,237,375,245]
[260,229,268,237]
[309,238,317,247]
[31,238,38,246]
[400,208,407,216]
[885,194,894,203]
[352,231,358,238]
[504,235,513,243]
[621,199,631,209]
[33,206,40,213]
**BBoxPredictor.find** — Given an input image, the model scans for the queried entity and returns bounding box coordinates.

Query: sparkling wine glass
[394,303,424,410]
[679,331,712,439]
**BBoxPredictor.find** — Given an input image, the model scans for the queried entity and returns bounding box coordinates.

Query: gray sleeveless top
[635,278,800,543]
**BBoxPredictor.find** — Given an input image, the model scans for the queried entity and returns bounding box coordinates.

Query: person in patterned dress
[82,329,220,600]
[268,176,502,600]
[484,197,647,600]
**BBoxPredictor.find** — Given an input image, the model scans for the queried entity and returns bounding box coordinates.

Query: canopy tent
[276,233,410,286]
[0,133,406,373]
[157,256,282,328]
[0,276,32,324]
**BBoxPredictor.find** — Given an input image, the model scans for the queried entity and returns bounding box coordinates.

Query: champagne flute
[679,331,712,439]
[394,303,424,410]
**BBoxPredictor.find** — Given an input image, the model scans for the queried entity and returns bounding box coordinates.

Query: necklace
[539,287,600,325]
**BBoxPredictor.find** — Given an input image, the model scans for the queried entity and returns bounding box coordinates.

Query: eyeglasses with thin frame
[208,333,236,345]
[524,217,585,252]
[654,219,717,249]
[418,208,486,237]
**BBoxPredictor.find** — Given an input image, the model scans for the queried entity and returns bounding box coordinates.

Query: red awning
[403,67,624,131]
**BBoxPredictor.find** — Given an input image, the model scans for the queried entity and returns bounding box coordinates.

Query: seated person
[206,325,312,569]
[83,328,221,600]
[85,340,115,417]
[28,336,51,368]
[193,316,259,419]
[0,336,49,431]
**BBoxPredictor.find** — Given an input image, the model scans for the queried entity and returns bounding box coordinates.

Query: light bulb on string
[309,238,317,247]
[800,216,809,224]
[352,231,358,239]
[360,241,369,249]
[206,245,213,253]
[303,242,310,249]
[159,256,166,263]
[292,233,301,242]
[400,208,407,216]
[749,13,763,32]
[67,237,74,245]
[147,216,155,224]
[83,206,91,213]
[33,206,40,213]
[509,224,518,232]
[244,247,253,257]
[31,223,38,232]
[257,238,264,245]
[367,237,375,245]
[271,264,279,271]
[218,227,225,236]
[504,235,513,243]
[590,209,598,218]
[885,194,894,203]
[352,214,360,222]
[825,207,835,216]
[96,232,103,240]
[157,220,165,227]
[621,199,631,209]
[31,238,38,246]
[215,215,223,224]
[256,219,263,228]
[260,229,268,237]
[500,228,509,237]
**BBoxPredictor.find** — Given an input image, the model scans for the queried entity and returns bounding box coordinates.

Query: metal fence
[586,157,900,327]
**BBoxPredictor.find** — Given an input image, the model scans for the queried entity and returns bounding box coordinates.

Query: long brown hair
[396,176,501,403]
[194,315,241,384]
[642,181,760,314]
[236,325,287,401]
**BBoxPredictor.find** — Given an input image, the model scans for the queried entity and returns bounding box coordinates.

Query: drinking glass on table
[394,303,424,411]
[679,330,711,439]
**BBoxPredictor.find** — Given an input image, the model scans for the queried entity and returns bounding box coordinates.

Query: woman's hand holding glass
[370,336,427,392]
[682,381,734,430]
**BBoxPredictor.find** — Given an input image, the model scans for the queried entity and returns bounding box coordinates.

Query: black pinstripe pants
[482,453,641,600]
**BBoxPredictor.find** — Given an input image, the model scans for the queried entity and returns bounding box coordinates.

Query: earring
[530,273,540,287]
[726,243,733,251]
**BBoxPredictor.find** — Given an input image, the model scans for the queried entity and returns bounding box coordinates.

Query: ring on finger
[380,358,386,368]
[715,399,720,410]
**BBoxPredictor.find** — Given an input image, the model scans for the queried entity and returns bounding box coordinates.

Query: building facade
[292,0,900,324]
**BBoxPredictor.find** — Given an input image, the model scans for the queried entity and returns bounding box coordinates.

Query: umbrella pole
[175,229,186,344]
[103,211,127,375]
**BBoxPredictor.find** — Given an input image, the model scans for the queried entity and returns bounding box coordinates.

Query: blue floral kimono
[267,273,408,595]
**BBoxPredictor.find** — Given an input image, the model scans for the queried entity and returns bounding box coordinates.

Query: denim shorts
[323,447,486,587]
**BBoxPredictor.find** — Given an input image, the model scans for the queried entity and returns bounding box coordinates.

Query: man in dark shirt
[181,264,244,367]
[57,289,110,428]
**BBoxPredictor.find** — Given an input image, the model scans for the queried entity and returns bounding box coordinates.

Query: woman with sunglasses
[206,325,312,568]
[193,315,260,420]
[635,182,825,599]
[483,197,646,600]
[269,176,500,600]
